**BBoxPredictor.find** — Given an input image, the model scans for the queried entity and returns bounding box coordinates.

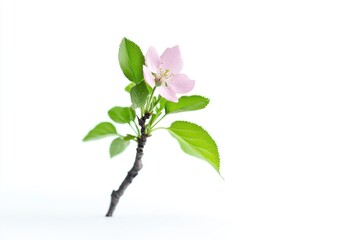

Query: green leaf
[110,137,130,158]
[108,106,136,124]
[165,95,210,114]
[156,97,167,113]
[83,122,118,141]
[130,81,149,108]
[167,121,220,173]
[123,134,137,141]
[119,38,145,83]
[125,82,136,93]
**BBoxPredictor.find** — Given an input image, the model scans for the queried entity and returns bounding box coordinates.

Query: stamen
[156,67,174,88]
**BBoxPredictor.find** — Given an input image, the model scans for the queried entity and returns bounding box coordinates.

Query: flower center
[154,67,174,87]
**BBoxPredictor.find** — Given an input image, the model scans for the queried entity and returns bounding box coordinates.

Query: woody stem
[105,112,151,217]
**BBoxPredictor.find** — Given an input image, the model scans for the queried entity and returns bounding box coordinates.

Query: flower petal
[143,66,155,87]
[158,87,178,102]
[146,47,161,73]
[168,74,195,94]
[160,46,183,74]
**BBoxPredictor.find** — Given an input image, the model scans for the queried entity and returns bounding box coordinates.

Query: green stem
[152,96,162,108]
[151,127,167,132]
[150,114,166,131]
[129,122,139,136]
[145,87,156,112]
[140,107,145,117]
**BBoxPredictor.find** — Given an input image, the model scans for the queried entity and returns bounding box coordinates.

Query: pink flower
[143,46,195,102]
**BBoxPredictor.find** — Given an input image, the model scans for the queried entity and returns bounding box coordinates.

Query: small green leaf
[123,134,137,141]
[157,97,167,113]
[165,95,210,114]
[148,112,158,127]
[167,121,220,173]
[119,38,145,83]
[125,82,136,93]
[110,137,130,158]
[130,81,149,108]
[108,106,136,124]
[83,122,118,141]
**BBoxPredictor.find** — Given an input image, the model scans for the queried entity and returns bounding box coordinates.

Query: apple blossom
[143,46,195,102]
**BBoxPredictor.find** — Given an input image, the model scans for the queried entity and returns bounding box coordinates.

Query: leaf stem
[150,114,166,131]
[145,87,156,112]
[140,107,145,117]
[152,95,162,108]
[133,121,140,136]
[151,126,167,132]
[128,122,139,136]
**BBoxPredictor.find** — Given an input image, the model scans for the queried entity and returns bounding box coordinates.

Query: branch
[105,112,151,217]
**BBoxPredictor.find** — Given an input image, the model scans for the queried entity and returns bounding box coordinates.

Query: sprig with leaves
[83,37,221,217]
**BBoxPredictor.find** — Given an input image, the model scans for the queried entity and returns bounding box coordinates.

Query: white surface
[0,187,227,240]
[1,0,360,239]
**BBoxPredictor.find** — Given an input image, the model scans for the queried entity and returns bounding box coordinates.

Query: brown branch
[105,112,151,217]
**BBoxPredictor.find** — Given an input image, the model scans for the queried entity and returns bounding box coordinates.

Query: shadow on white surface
[0,213,227,240]
[0,187,228,240]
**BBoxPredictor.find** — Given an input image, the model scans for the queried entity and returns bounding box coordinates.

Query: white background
[1,0,360,239]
